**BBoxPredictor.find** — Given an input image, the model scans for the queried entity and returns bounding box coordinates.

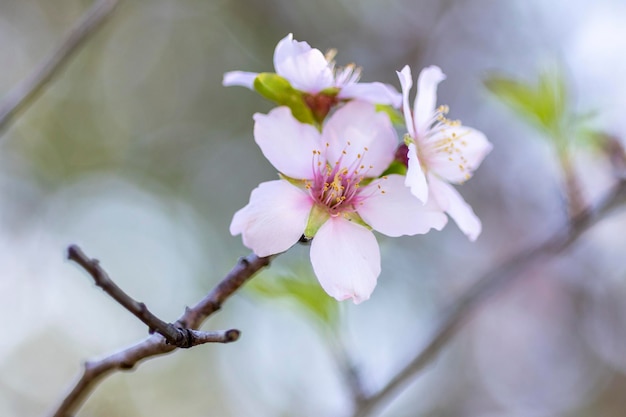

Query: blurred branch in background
[0,0,119,135]
[50,250,272,417]
[353,175,626,417]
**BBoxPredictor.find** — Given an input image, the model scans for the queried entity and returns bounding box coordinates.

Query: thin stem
[67,245,241,348]
[352,179,626,417]
[49,250,272,417]
[0,0,119,135]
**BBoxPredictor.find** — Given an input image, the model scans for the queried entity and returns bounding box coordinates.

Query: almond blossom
[397,65,492,241]
[230,101,446,303]
[223,33,401,108]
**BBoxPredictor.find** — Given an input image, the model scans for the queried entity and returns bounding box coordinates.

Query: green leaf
[381,160,408,176]
[484,70,568,136]
[375,104,404,126]
[253,73,315,124]
[248,271,339,327]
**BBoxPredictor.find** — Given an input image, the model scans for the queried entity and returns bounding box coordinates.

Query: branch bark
[49,250,272,417]
[352,179,626,417]
[67,245,241,348]
[0,0,119,135]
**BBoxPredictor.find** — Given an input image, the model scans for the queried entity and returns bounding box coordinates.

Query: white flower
[223,33,401,107]
[230,102,446,303]
[397,65,492,241]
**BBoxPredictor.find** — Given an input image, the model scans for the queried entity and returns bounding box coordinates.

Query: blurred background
[1,0,626,416]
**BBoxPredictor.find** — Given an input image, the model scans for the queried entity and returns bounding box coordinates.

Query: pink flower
[230,102,446,303]
[397,65,492,241]
[223,33,401,107]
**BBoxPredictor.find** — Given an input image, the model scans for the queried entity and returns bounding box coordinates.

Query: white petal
[230,180,312,256]
[322,101,397,177]
[428,174,482,241]
[310,217,380,304]
[273,34,333,93]
[397,65,416,137]
[273,34,311,69]
[339,82,402,107]
[427,126,493,184]
[222,71,258,89]
[357,175,447,236]
[405,142,429,203]
[414,66,446,134]
[253,107,321,179]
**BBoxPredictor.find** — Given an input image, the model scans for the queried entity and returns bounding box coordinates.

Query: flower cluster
[224,34,492,303]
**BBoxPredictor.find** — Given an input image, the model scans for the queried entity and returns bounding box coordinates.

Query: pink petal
[339,82,402,107]
[222,71,259,89]
[428,173,482,241]
[310,217,381,304]
[273,34,333,93]
[230,180,313,256]
[253,107,321,179]
[397,65,416,138]
[427,126,493,184]
[357,175,447,237]
[405,143,429,203]
[322,101,397,178]
[414,66,446,134]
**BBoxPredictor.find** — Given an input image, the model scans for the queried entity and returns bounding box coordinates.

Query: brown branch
[49,249,272,417]
[66,245,240,348]
[352,179,626,417]
[0,0,119,135]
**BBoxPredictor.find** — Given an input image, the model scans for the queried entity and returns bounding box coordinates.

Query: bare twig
[0,0,119,135]
[50,249,272,417]
[602,134,626,179]
[352,179,626,417]
[67,245,239,348]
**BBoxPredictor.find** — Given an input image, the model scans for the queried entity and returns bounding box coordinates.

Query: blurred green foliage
[484,70,568,137]
[247,268,339,328]
[485,70,608,152]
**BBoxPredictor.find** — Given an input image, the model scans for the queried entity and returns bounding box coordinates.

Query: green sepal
[376,104,404,126]
[278,173,307,188]
[342,211,371,230]
[304,204,330,238]
[253,73,315,124]
[320,87,340,96]
[381,160,408,176]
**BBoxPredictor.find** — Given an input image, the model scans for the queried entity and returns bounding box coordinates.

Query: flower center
[417,105,473,182]
[325,49,362,88]
[305,142,374,216]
